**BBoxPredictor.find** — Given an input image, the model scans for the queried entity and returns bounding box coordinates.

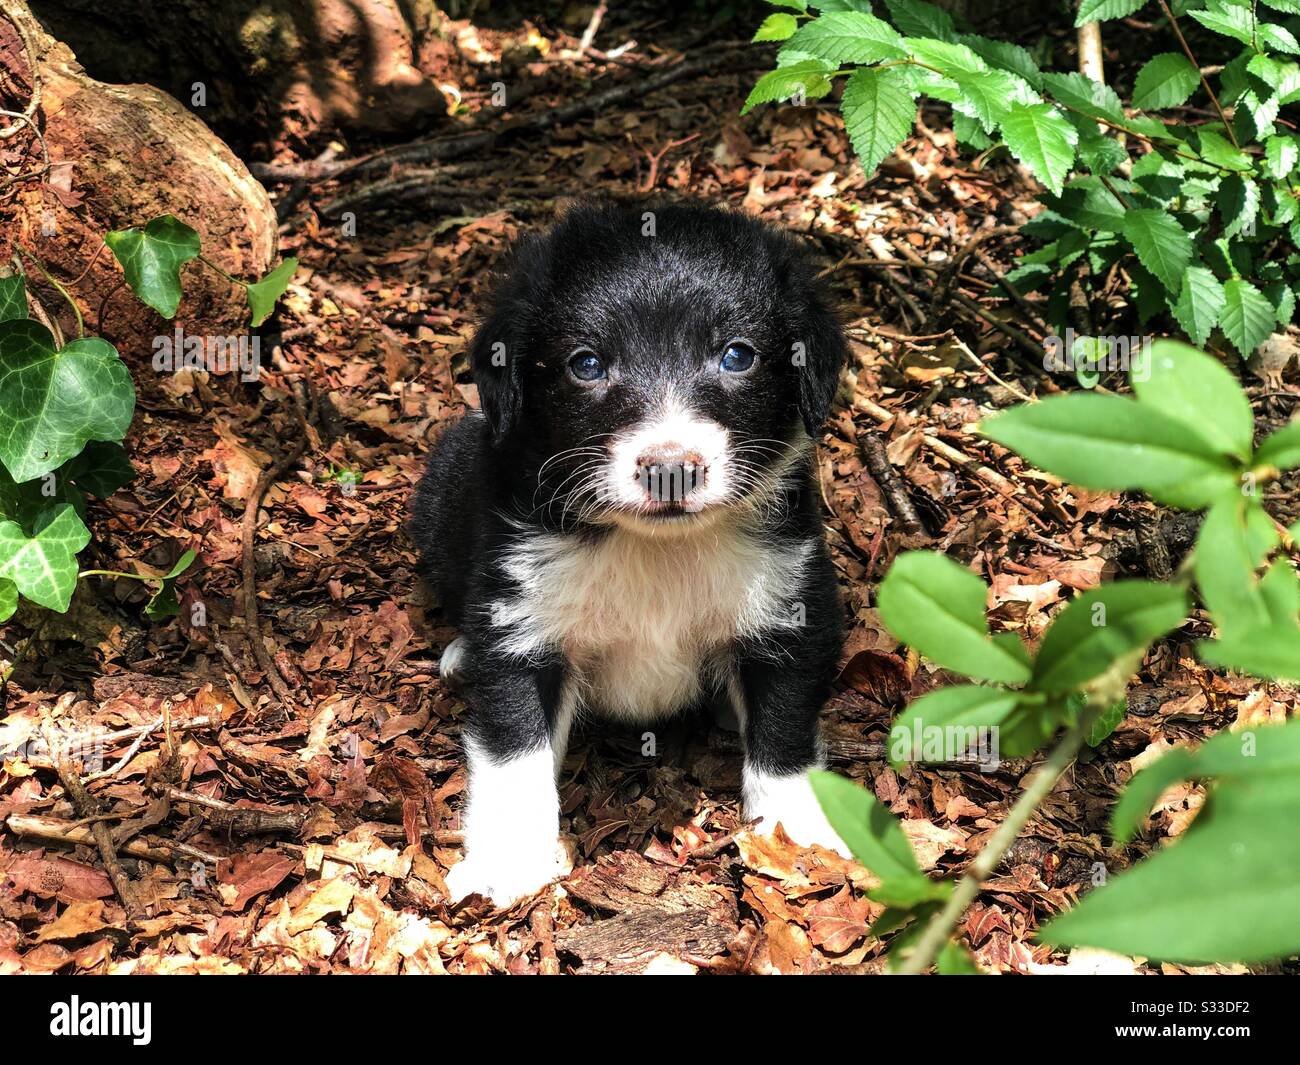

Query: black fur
[411,201,846,775]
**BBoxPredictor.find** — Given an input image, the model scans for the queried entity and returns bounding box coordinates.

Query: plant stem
[14,244,84,338]
[896,704,1102,975]
[198,254,247,288]
[78,569,157,583]
[1157,0,1239,149]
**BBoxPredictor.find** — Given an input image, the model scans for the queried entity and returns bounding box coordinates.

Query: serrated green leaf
[888,685,1021,767]
[1121,208,1193,295]
[1132,52,1200,111]
[0,320,135,483]
[1041,71,1127,126]
[841,66,917,177]
[782,11,905,63]
[247,258,298,328]
[1189,2,1261,47]
[741,61,834,114]
[1048,177,1127,232]
[753,12,798,41]
[1132,340,1253,460]
[1218,175,1259,240]
[0,274,26,323]
[1000,102,1077,196]
[0,503,90,612]
[809,771,941,907]
[1220,278,1276,357]
[884,0,955,41]
[1074,0,1147,26]
[877,552,1032,684]
[104,215,200,319]
[957,35,1043,90]
[1170,266,1226,348]
[1264,136,1299,180]
[1257,418,1300,469]
[980,393,1237,506]
[1030,582,1188,695]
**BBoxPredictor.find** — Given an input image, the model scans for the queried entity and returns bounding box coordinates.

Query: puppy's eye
[567,350,607,383]
[719,342,756,374]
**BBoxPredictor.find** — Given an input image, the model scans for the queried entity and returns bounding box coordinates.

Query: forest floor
[2,6,1298,974]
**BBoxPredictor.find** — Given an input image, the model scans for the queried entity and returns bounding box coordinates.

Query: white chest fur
[490,522,812,721]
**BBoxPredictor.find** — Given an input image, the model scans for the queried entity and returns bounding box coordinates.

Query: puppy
[412,202,849,906]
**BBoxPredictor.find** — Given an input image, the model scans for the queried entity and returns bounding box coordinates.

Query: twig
[577,0,607,55]
[1157,0,1238,148]
[84,713,164,781]
[531,907,561,975]
[45,727,139,915]
[240,393,312,710]
[897,705,1101,974]
[859,430,923,534]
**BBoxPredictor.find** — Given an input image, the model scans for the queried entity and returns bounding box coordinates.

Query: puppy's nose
[635,446,706,503]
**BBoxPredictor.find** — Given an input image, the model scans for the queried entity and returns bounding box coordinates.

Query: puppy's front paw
[744,768,853,858]
[445,840,571,909]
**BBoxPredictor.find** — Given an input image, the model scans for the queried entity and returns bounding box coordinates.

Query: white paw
[744,766,853,858]
[439,636,468,684]
[445,840,571,908]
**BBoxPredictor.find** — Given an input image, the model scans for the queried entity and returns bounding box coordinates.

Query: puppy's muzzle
[635,447,706,504]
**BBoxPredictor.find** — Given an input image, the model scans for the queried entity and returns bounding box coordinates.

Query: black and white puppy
[412,202,848,906]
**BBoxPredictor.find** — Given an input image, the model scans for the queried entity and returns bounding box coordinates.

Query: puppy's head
[470,202,844,534]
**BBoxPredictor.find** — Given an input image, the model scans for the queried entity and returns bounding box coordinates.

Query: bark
[26,0,450,149]
[0,0,277,366]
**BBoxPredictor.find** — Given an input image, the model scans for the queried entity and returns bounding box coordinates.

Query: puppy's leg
[445,655,576,907]
[733,651,851,857]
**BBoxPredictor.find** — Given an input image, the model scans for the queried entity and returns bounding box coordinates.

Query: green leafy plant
[802,340,1300,972]
[0,216,296,627]
[746,0,1300,358]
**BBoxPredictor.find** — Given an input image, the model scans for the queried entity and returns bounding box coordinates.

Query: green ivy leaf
[0,274,26,323]
[1132,53,1200,111]
[104,215,201,319]
[0,320,135,483]
[809,771,943,907]
[0,576,16,622]
[1074,0,1147,26]
[62,441,136,499]
[1030,581,1188,695]
[741,60,835,113]
[1256,418,1300,469]
[1121,209,1193,295]
[1220,278,1276,357]
[143,548,197,621]
[999,102,1077,196]
[877,552,1032,684]
[752,13,798,41]
[0,503,90,612]
[841,66,917,177]
[1131,340,1253,461]
[781,11,905,63]
[888,684,1021,767]
[1170,266,1226,348]
[980,393,1238,507]
[246,258,298,328]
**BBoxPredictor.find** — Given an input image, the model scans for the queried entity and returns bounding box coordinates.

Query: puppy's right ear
[470,307,521,442]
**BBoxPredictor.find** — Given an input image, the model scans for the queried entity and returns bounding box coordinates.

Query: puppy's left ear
[793,282,846,434]
[470,303,522,443]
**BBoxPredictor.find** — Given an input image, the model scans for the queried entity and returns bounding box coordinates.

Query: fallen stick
[859,430,923,534]
[6,814,219,866]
